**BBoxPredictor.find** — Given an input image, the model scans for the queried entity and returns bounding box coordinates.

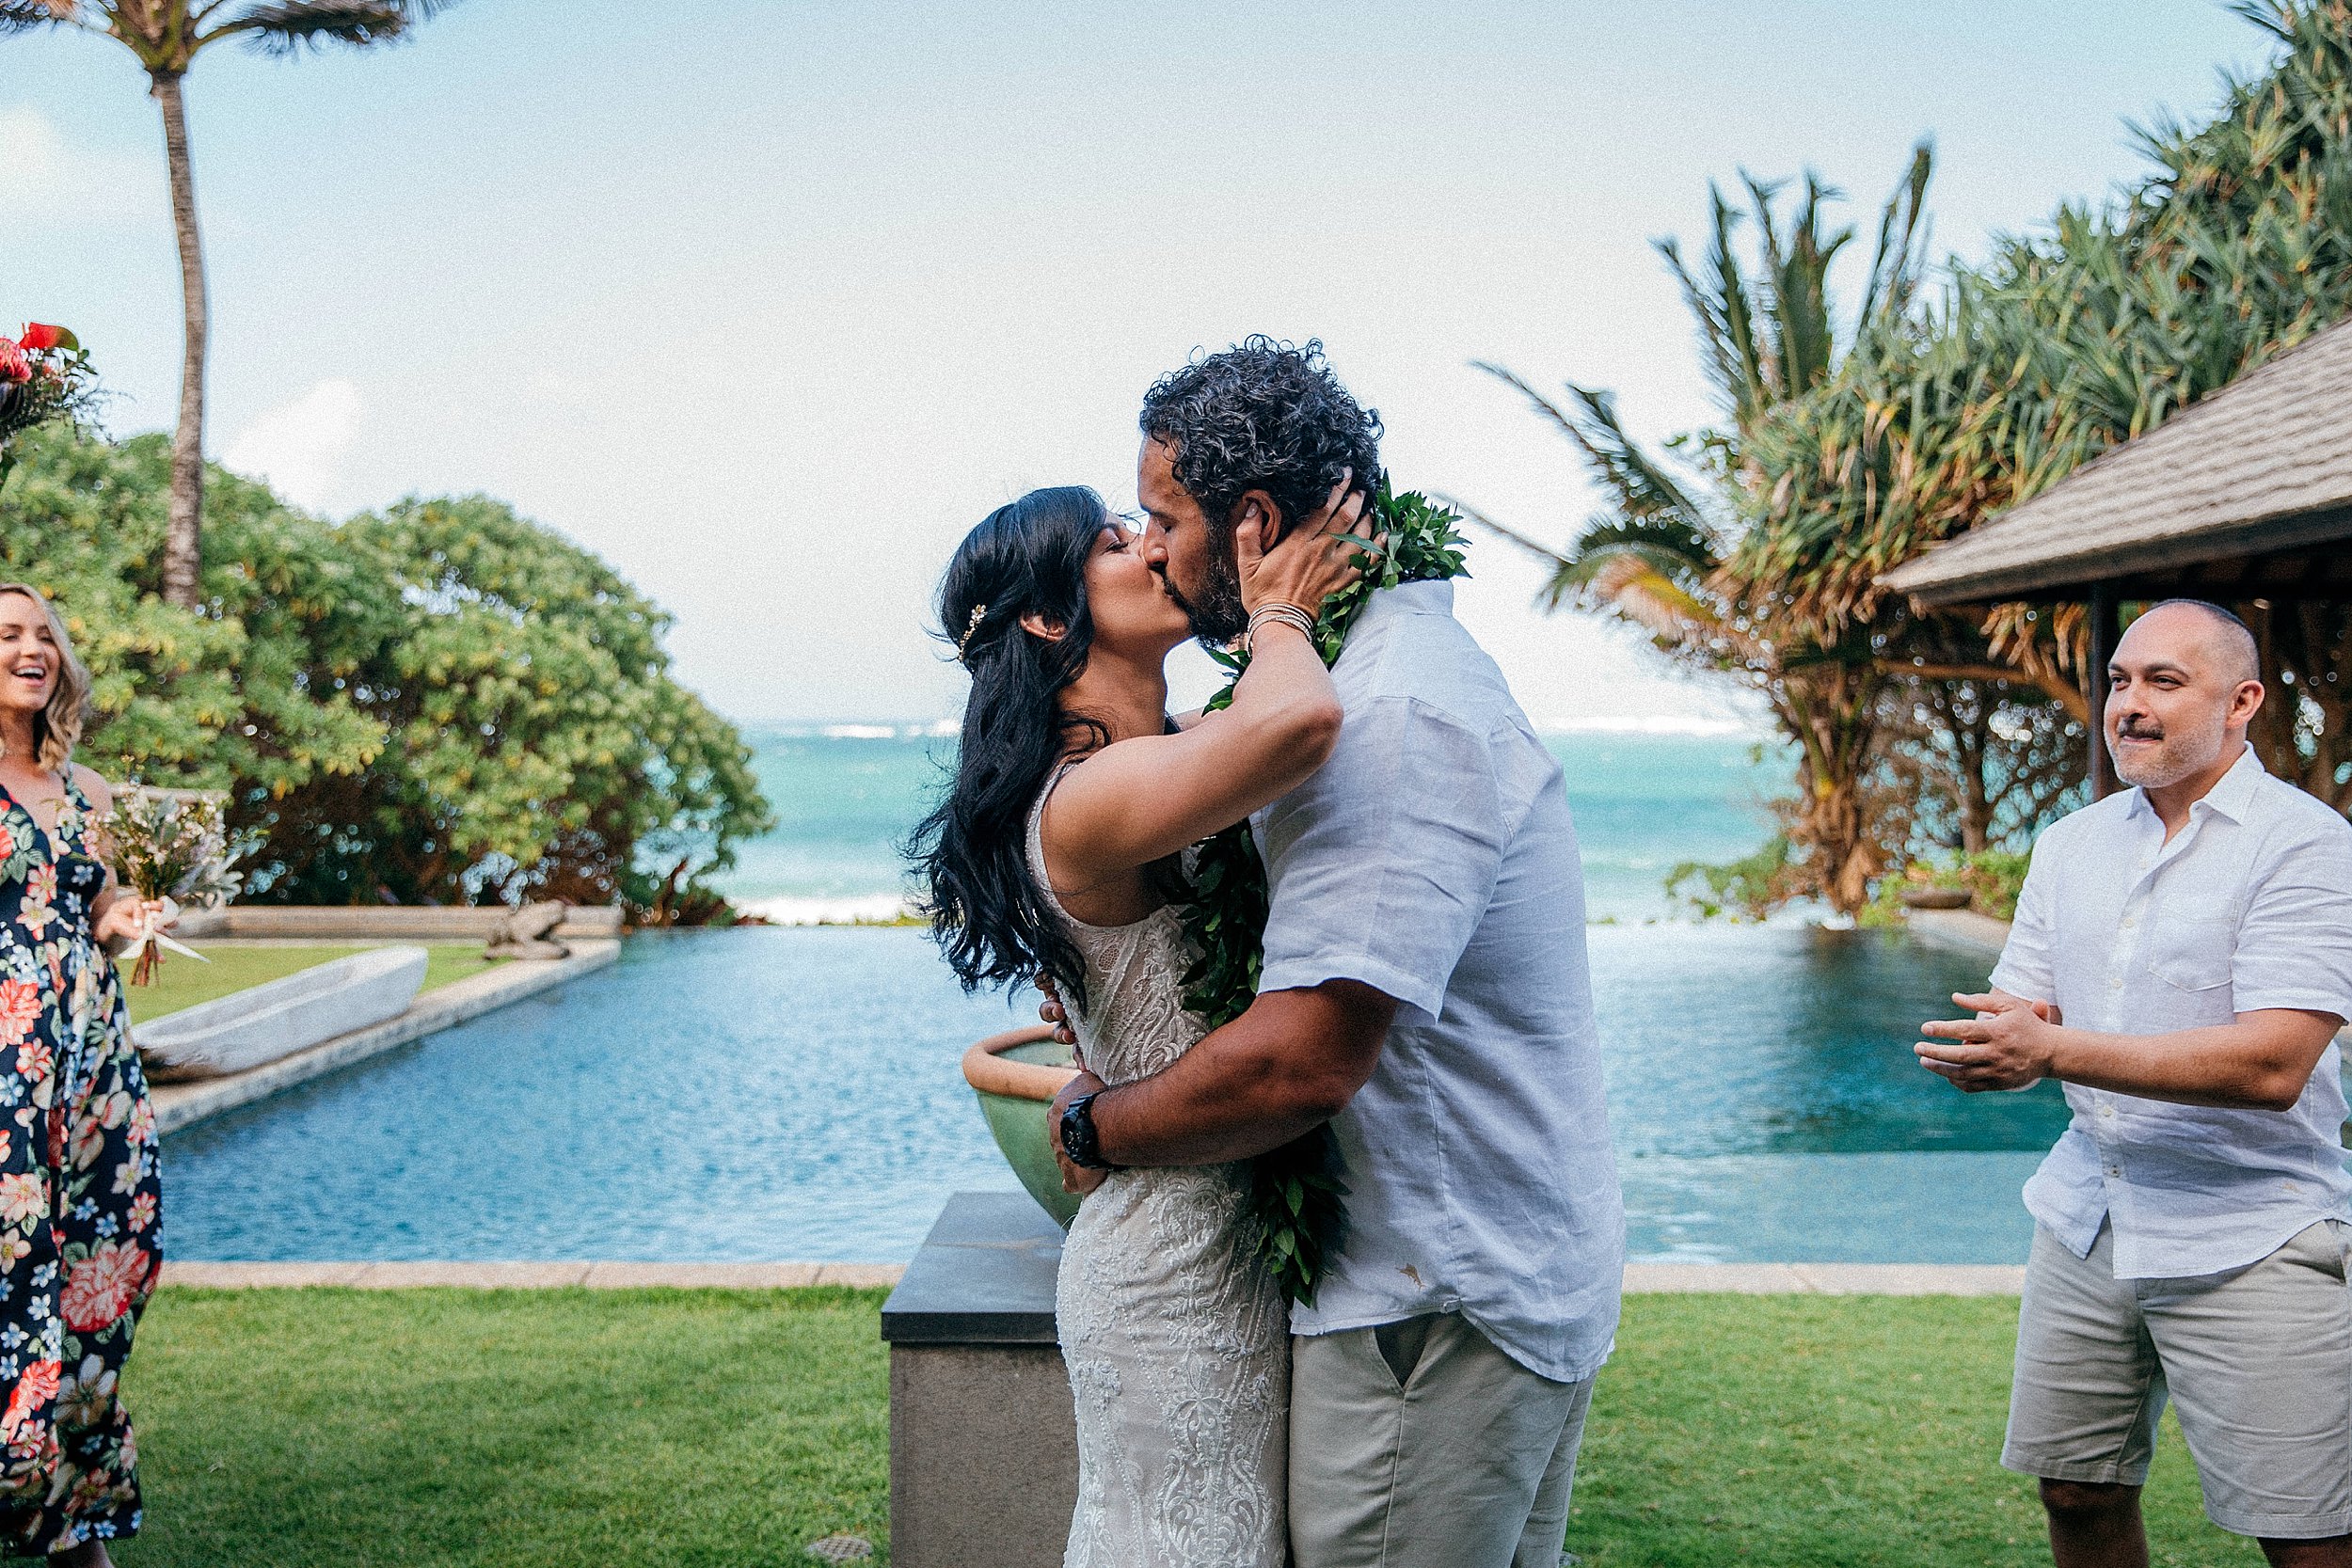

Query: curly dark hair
[1139,334,1383,552]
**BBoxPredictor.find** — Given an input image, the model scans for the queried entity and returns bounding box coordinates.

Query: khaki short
[2003,1218,2352,1540]
[1289,1312,1595,1568]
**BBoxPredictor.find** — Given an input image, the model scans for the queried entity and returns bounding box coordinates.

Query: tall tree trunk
[153,71,208,610]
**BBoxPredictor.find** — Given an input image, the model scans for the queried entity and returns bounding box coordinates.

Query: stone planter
[1898,886,1974,911]
[136,943,430,1081]
[961,1024,1081,1228]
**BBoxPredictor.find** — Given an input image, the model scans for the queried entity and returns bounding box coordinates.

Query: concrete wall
[889,1343,1077,1568]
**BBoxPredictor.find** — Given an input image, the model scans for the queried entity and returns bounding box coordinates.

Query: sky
[1,1,2272,728]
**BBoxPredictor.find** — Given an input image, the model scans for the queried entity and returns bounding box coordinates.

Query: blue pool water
[164,926,2058,1264]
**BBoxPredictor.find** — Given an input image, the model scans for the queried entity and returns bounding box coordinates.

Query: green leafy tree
[297,496,774,909]
[0,425,773,912]
[0,0,457,607]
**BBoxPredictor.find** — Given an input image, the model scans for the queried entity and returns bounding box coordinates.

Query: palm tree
[1454,144,1934,913]
[0,1,455,608]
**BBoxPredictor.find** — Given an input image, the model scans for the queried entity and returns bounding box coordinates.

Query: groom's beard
[1159,546,1248,646]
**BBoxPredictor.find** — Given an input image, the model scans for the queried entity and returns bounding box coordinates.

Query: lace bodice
[1025,768,1216,1084]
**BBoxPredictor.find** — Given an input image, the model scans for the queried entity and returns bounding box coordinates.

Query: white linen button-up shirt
[1990,745,2352,1279]
[1251,580,1625,1384]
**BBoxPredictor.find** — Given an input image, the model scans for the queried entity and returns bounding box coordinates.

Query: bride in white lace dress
[914,480,1371,1568]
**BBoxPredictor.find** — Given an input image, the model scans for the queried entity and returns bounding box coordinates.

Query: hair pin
[957,603,988,661]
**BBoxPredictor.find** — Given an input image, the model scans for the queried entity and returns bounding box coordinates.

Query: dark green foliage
[0,427,771,912]
[1177,483,1470,1306]
[1665,835,1799,923]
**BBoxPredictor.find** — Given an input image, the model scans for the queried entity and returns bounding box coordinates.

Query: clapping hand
[1916,990,2063,1092]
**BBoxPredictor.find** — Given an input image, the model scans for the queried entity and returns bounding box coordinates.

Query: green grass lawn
[124,944,502,1026]
[92,1289,2242,1568]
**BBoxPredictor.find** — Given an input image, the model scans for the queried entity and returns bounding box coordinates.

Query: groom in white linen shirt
[1917,598,2352,1567]
[1047,339,1627,1568]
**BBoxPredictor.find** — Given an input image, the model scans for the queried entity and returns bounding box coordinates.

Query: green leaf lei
[1177,480,1470,1306]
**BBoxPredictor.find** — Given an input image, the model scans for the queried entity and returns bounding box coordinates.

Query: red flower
[0,340,27,387]
[2,1359,58,1447]
[60,1242,148,1333]
[0,979,37,1048]
[16,324,68,353]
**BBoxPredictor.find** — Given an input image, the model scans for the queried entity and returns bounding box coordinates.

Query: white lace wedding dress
[1028,768,1290,1568]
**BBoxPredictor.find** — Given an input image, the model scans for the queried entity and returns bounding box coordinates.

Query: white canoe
[136,944,430,1080]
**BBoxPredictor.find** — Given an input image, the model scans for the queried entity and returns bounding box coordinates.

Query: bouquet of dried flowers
[0,324,98,495]
[103,786,250,985]
[1177,481,1470,1305]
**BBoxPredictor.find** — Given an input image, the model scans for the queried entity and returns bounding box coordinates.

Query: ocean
[713,724,1788,925]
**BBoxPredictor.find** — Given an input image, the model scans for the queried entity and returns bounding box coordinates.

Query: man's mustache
[2116,721,2165,739]
[1152,564,1206,628]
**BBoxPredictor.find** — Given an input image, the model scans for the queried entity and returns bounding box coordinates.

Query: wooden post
[2088,583,2122,799]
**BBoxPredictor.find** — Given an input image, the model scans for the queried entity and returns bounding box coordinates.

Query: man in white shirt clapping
[1917,598,2352,1567]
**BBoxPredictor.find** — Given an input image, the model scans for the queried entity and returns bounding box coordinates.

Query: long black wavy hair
[910,486,1113,1005]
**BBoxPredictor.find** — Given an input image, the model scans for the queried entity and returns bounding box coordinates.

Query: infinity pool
[163,925,2055,1263]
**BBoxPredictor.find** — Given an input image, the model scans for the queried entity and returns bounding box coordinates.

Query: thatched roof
[1883,316,2352,606]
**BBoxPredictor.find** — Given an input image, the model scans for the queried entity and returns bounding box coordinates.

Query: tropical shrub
[1861,848,2032,927]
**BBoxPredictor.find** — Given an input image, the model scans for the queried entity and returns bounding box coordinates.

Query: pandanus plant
[0,1,456,607]
[1455,143,1937,913]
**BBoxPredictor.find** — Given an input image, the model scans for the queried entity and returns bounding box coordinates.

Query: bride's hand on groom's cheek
[1236,475,1376,619]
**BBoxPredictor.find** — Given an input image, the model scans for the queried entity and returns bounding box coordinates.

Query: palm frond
[1438,495,1571,573]
[1471,361,1709,529]
[1858,139,1935,332]
[1587,554,1723,641]
[1563,515,1720,580]
[1658,185,1763,419]
[0,0,77,33]
[1769,173,1851,399]
[223,0,453,54]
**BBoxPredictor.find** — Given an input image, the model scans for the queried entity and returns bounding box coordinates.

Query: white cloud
[222,379,363,514]
[0,107,151,224]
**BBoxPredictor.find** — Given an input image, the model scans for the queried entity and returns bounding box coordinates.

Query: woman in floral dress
[0,584,167,1568]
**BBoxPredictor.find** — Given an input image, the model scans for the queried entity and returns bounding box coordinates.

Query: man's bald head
[2107,598,2266,791]
[2133,598,2260,687]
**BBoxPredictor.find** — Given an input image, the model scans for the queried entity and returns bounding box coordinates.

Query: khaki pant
[2004,1219,2352,1540]
[1289,1313,1596,1568]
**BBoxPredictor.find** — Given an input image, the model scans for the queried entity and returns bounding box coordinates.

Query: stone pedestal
[882,1192,1077,1568]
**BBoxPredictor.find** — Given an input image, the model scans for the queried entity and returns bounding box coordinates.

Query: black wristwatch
[1058,1091,1122,1172]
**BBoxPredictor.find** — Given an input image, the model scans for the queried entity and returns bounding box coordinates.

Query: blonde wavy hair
[0,583,92,771]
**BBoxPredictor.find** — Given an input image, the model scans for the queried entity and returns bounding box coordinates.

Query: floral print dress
[0,776,160,1554]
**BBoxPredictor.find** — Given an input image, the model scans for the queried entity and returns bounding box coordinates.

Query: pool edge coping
[151,941,624,1137]
[157,1259,2026,1294]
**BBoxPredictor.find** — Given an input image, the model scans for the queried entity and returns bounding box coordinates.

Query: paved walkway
[162,1259,2024,1293]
